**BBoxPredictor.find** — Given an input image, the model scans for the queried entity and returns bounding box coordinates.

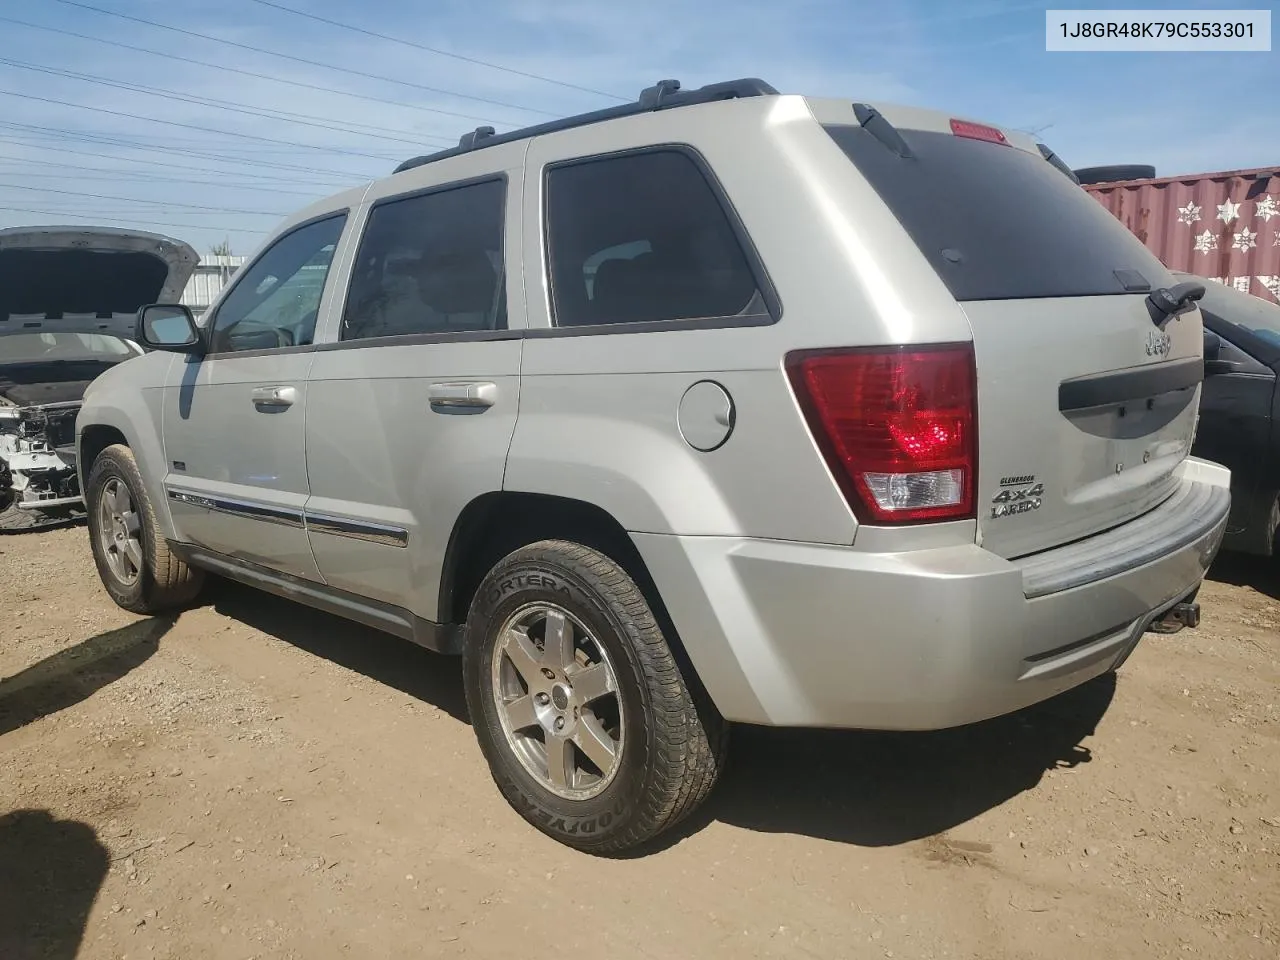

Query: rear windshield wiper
[1147,280,1206,328]
[852,102,914,159]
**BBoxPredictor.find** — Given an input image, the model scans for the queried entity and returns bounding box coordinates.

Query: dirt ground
[1,527,1277,960]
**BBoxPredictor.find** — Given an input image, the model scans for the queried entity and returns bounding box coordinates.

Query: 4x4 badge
[991,477,1044,519]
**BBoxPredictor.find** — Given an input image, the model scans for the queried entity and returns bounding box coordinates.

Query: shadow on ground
[0,809,109,960]
[1207,551,1280,602]
[658,672,1117,852]
[0,618,171,737]
[210,581,469,723]
[0,505,84,535]
[201,582,1114,852]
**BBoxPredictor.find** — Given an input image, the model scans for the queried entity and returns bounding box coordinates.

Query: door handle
[428,381,497,409]
[251,385,298,408]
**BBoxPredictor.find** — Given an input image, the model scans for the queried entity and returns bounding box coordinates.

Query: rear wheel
[463,540,727,854]
[85,444,204,613]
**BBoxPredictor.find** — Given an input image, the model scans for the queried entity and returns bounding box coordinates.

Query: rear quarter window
[543,149,770,328]
[825,125,1171,301]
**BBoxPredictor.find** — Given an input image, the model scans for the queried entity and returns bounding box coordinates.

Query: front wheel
[462,540,727,854]
[85,444,204,613]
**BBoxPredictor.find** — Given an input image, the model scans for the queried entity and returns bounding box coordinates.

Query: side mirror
[1202,329,1244,376]
[137,304,202,354]
[1203,328,1221,362]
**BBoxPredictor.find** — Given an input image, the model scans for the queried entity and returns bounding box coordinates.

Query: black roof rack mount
[393,77,778,174]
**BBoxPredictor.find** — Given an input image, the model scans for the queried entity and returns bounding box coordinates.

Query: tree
[210,239,234,257]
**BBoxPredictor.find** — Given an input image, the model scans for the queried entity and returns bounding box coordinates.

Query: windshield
[824,124,1171,301]
[0,332,135,364]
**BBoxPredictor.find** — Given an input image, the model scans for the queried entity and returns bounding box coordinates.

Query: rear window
[824,125,1169,301]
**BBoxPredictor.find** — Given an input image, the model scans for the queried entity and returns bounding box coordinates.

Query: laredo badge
[991,474,1043,519]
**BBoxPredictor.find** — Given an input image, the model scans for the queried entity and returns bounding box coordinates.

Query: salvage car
[1183,270,1280,555]
[76,79,1229,853]
[0,226,197,531]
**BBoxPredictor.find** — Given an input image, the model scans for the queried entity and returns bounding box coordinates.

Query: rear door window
[544,149,767,327]
[825,125,1169,301]
[342,178,506,341]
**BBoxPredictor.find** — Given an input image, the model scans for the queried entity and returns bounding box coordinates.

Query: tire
[85,443,204,614]
[463,540,728,854]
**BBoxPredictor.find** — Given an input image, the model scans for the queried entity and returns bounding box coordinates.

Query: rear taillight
[949,118,1008,145]
[786,344,977,524]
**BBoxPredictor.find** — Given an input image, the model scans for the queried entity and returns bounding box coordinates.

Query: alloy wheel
[490,602,624,800]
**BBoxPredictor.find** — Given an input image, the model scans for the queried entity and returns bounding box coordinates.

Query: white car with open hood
[0,226,198,531]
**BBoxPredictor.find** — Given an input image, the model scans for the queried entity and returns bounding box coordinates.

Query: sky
[0,0,1274,254]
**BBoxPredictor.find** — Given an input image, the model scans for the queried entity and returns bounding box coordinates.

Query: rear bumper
[633,458,1230,730]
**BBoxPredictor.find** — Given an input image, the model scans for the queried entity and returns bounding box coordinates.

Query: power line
[0,163,329,198]
[1,128,376,158]
[0,128,360,183]
[0,89,394,168]
[53,0,559,119]
[2,134,366,158]
[0,162,331,193]
[244,0,627,102]
[0,205,267,237]
[0,128,357,181]
[0,15,512,131]
[0,175,322,199]
[0,181,290,217]
[0,120,366,180]
[0,58,451,151]
[0,87,399,163]
[5,205,268,217]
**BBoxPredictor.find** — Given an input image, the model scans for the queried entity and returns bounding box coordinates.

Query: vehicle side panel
[505,96,975,547]
[303,146,527,621]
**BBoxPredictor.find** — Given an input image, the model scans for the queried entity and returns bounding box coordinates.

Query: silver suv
[76,79,1231,853]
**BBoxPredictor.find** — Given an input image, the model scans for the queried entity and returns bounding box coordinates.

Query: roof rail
[393,77,778,174]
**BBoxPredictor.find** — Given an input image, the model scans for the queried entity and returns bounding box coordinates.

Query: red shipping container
[1084,167,1280,304]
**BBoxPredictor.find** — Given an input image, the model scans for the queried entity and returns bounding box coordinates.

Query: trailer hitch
[1146,600,1201,635]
